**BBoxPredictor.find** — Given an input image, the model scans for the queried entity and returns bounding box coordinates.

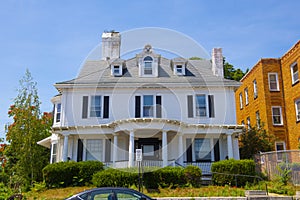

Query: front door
[135,138,161,160]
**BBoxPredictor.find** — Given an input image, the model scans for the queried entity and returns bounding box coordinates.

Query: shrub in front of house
[183,165,202,187]
[42,161,104,188]
[92,166,198,189]
[211,159,256,187]
[92,168,138,187]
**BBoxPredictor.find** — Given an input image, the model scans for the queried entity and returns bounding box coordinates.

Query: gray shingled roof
[56,56,240,88]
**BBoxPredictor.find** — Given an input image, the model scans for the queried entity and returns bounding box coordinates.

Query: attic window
[111,65,122,76]
[144,56,153,75]
[176,65,183,74]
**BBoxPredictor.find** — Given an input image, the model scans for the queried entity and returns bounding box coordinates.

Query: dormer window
[176,65,183,75]
[112,65,122,76]
[172,58,186,75]
[144,56,153,75]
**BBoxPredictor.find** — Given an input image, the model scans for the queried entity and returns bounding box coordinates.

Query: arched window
[143,56,153,75]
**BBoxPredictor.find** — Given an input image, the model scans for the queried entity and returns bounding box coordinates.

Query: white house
[38,31,243,169]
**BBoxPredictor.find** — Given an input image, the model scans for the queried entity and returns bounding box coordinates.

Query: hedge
[42,161,104,188]
[92,166,202,189]
[211,159,256,187]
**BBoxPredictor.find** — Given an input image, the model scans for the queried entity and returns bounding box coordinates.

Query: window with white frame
[247,117,251,129]
[295,98,300,122]
[275,141,285,162]
[90,96,102,117]
[272,106,283,125]
[291,62,299,84]
[256,111,260,128]
[253,79,258,99]
[175,65,185,75]
[51,143,57,163]
[268,73,279,91]
[196,94,206,117]
[143,56,153,75]
[112,65,122,76]
[239,92,243,109]
[86,139,102,161]
[143,95,154,117]
[245,88,249,105]
[194,138,211,161]
[55,103,61,123]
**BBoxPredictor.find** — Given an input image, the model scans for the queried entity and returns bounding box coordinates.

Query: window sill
[296,120,300,124]
[292,80,299,86]
[269,89,280,92]
[273,124,284,127]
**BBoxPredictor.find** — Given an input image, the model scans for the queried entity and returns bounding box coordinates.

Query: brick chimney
[102,31,121,60]
[211,48,224,77]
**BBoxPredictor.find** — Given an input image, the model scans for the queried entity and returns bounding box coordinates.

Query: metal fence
[255,150,300,185]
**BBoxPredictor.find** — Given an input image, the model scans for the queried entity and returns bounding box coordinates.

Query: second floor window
[268,73,279,91]
[272,106,283,125]
[245,88,249,105]
[55,103,61,123]
[291,62,299,84]
[90,96,102,117]
[239,93,243,109]
[253,79,258,98]
[295,99,300,122]
[143,56,153,75]
[196,94,206,117]
[143,95,154,117]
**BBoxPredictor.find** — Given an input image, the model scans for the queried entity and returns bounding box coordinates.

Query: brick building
[235,41,300,152]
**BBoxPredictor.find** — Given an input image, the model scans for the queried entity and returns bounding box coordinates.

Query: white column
[62,134,69,162]
[233,135,240,160]
[128,131,135,167]
[227,133,233,159]
[113,134,118,167]
[210,138,215,161]
[178,133,183,165]
[162,131,168,167]
[82,139,87,161]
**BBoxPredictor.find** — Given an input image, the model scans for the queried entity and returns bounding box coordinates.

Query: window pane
[272,107,282,124]
[90,96,101,117]
[143,145,154,156]
[116,192,141,200]
[86,139,102,161]
[143,95,153,117]
[194,139,211,161]
[196,95,206,116]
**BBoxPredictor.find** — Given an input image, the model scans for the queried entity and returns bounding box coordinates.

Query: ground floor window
[50,143,57,163]
[194,138,211,161]
[86,139,103,161]
[275,141,285,162]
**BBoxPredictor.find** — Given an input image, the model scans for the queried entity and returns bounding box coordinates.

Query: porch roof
[52,118,244,133]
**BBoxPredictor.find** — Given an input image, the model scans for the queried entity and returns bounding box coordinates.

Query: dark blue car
[65,187,155,200]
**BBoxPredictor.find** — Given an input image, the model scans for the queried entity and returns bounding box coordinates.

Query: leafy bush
[0,182,12,200]
[156,167,186,188]
[42,161,104,188]
[92,168,138,187]
[211,159,256,187]
[183,165,202,187]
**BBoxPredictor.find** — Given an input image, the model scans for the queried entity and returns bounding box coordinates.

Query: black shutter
[77,139,83,162]
[82,96,88,119]
[186,138,192,162]
[135,96,141,118]
[208,95,215,118]
[156,96,162,118]
[103,96,109,118]
[187,95,193,118]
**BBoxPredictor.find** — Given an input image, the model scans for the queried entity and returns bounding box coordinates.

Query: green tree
[223,58,247,81]
[5,69,52,190]
[239,123,275,159]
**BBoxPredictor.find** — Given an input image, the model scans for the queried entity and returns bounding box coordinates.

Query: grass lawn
[23,186,246,200]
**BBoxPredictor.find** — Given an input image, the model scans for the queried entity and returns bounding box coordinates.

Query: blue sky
[0,0,299,139]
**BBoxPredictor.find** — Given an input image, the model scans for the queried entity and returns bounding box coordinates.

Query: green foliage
[211,159,256,187]
[42,161,104,188]
[92,166,198,189]
[223,58,247,81]
[0,182,13,200]
[239,124,275,159]
[92,168,138,188]
[4,69,52,190]
[183,165,202,187]
[189,57,203,60]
